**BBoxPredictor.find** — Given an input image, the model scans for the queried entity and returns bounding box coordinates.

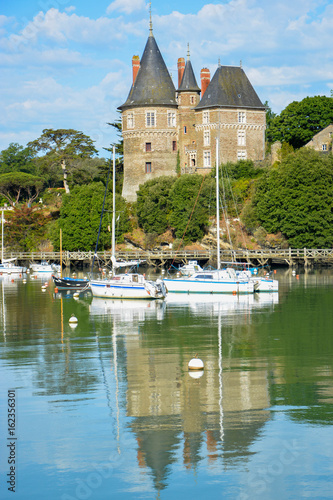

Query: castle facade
[119,24,266,202]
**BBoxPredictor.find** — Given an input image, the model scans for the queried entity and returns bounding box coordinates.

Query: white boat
[0,258,26,275]
[163,140,254,295]
[236,269,279,292]
[252,274,279,292]
[178,260,203,276]
[90,147,167,301]
[30,261,54,273]
[164,267,254,294]
[90,273,166,299]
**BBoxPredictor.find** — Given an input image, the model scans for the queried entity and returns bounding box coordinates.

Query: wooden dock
[3,247,333,269]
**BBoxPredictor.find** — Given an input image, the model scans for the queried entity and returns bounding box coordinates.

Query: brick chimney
[132,55,140,84]
[200,68,211,96]
[177,57,185,87]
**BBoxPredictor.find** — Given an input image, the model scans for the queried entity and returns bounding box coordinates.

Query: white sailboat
[89,147,166,300]
[163,140,255,295]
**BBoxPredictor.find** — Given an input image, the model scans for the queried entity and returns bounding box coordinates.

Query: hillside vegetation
[1,96,333,252]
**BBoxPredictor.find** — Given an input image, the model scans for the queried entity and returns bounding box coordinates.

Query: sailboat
[89,147,167,300]
[163,139,255,295]
[52,229,90,290]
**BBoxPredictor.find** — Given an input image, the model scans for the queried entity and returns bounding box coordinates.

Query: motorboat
[30,261,54,273]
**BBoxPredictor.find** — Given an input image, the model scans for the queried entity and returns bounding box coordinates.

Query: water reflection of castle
[117,294,278,492]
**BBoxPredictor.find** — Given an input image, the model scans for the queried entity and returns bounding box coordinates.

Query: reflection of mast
[112,314,121,455]
[218,306,224,443]
[1,280,6,342]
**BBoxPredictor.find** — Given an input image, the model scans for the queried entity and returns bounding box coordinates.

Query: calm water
[0,269,333,500]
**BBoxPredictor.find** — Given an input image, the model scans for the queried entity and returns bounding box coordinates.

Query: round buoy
[54,287,58,293]
[41,286,47,292]
[23,279,26,284]
[188,355,204,371]
[274,269,277,274]
[69,314,78,324]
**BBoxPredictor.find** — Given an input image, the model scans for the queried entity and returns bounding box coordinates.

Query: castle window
[145,142,151,152]
[238,111,246,124]
[203,111,209,124]
[190,95,195,105]
[145,162,152,173]
[167,112,176,127]
[238,130,246,146]
[237,150,247,160]
[146,111,156,127]
[322,144,327,151]
[204,130,210,146]
[127,112,134,129]
[204,151,211,167]
[172,141,177,151]
[184,126,187,134]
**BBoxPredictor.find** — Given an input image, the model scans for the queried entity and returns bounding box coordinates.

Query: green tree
[136,176,176,234]
[54,182,129,251]
[0,143,36,175]
[0,172,45,206]
[267,96,333,149]
[254,148,333,247]
[168,174,213,242]
[5,205,49,251]
[28,129,98,189]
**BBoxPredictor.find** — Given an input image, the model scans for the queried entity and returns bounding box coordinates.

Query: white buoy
[188,355,204,371]
[69,314,78,324]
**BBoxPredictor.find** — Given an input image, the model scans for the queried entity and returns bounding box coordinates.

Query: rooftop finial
[240,60,242,68]
[218,58,221,68]
[149,1,153,36]
[187,43,190,61]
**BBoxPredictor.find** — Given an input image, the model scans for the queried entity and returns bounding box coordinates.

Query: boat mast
[112,146,116,262]
[216,139,221,270]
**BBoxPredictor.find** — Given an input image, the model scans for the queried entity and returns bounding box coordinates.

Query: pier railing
[3,247,333,268]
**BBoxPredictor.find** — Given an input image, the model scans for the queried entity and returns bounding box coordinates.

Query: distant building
[118,19,266,202]
[304,124,333,153]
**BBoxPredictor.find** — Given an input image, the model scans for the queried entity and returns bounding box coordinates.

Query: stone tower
[118,21,178,202]
[194,63,266,171]
[177,46,201,174]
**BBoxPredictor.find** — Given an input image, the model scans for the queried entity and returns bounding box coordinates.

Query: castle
[118,19,266,202]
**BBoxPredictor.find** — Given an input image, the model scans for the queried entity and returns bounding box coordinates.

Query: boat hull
[254,278,279,292]
[90,277,166,300]
[0,265,26,275]
[52,276,90,290]
[163,277,254,294]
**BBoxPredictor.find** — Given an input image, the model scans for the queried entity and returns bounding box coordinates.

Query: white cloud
[106,0,146,15]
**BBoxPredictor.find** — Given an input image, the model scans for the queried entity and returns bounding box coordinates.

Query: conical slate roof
[119,33,177,110]
[195,65,265,110]
[178,58,200,92]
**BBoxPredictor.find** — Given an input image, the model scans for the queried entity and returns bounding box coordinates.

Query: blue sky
[1,0,333,157]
